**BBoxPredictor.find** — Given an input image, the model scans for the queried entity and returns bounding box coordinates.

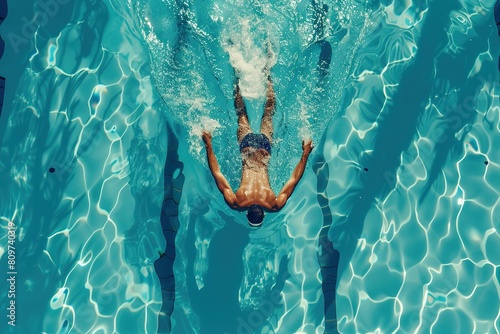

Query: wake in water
[221,18,278,99]
[135,0,338,168]
[131,1,373,333]
[2,0,498,333]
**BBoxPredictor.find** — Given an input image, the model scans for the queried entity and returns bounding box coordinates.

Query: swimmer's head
[247,204,264,227]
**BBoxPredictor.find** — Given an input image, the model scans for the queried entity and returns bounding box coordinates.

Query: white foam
[189,116,221,156]
[222,19,277,99]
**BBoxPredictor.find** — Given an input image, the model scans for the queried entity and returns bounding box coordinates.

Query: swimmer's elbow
[214,172,230,192]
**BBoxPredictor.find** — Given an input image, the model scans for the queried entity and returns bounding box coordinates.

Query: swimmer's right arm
[202,132,239,208]
[274,139,313,210]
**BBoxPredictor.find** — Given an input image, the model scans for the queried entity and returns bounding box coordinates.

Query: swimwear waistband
[239,133,271,154]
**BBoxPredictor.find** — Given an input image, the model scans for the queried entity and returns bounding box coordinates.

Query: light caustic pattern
[323,0,500,333]
[0,0,499,334]
[0,0,166,333]
[133,0,372,333]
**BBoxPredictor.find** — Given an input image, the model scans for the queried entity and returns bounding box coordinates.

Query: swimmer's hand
[302,139,313,156]
[202,131,212,147]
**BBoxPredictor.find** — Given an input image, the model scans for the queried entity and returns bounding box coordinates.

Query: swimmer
[202,70,313,227]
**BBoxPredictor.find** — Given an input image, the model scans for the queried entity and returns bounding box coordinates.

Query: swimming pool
[0,0,499,333]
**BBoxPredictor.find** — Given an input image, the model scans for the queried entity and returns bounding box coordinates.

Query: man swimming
[202,72,313,227]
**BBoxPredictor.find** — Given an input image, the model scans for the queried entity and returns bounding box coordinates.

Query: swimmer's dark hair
[247,204,264,226]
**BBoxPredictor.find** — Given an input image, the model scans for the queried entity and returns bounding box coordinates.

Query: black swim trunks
[240,133,271,154]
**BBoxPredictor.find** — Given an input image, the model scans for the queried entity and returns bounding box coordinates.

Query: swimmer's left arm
[274,140,313,210]
[202,132,239,208]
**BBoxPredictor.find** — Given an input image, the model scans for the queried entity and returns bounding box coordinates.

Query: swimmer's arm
[202,132,239,208]
[274,140,313,210]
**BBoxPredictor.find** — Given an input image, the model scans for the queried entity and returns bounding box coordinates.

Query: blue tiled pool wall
[156,122,184,333]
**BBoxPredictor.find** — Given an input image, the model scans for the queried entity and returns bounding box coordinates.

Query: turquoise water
[0,0,499,333]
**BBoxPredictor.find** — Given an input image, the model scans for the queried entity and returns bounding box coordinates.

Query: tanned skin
[202,73,313,212]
